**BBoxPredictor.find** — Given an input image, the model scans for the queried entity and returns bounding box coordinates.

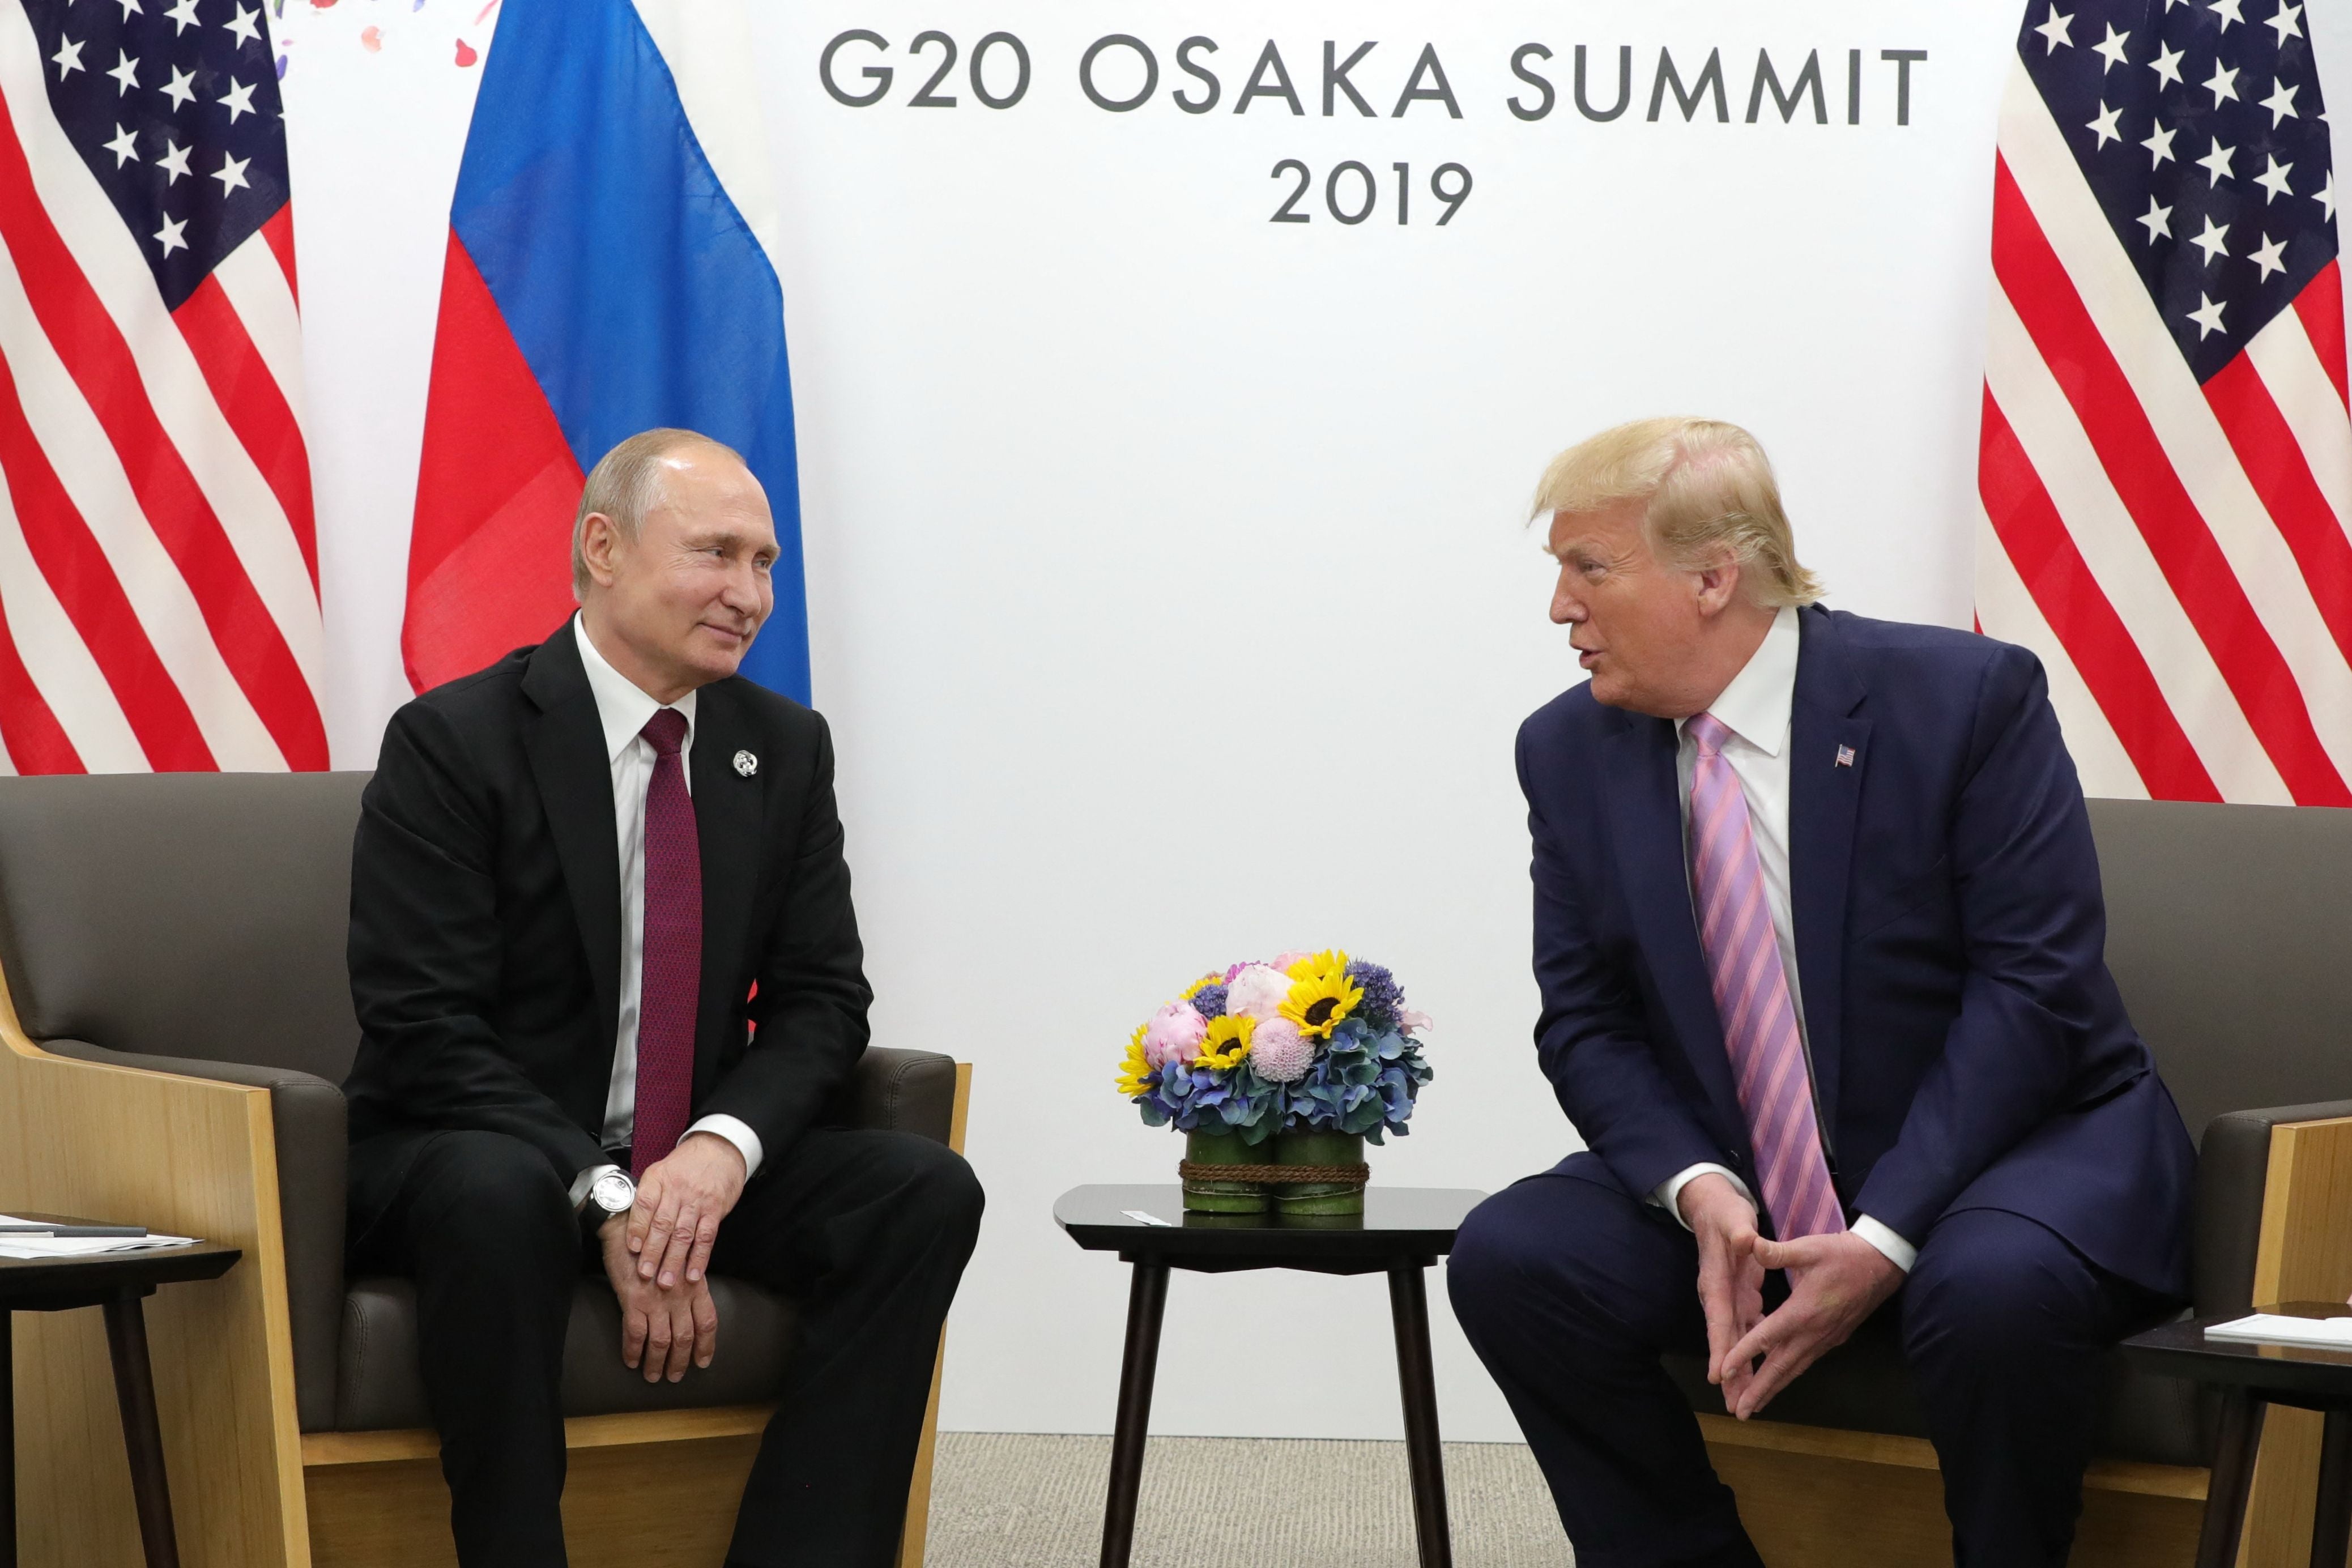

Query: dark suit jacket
[1518,605,2195,1296]
[343,623,871,1242]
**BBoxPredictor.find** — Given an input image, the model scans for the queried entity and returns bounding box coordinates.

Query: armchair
[0,772,968,1568]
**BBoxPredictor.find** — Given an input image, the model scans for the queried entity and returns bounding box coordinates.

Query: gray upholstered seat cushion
[335,1275,796,1431]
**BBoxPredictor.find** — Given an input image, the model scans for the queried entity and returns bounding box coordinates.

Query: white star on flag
[2150,42,2185,88]
[2138,195,2174,242]
[2256,154,2295,202]
[2187,293,2229,338]
[50,35,83,78]
[2191,214,2234,263]
[165,0,202,34]
[2212,0,2247,29]
[152,214,188,256]
[2262,79,2300,126]
[105,48,137,94]
[224,3,261,46]
[2197,135,2238,184]
[2142,121,2178,167]
[115,0,142,15]
[2087,101,2125,147]
[2268,1,2306,43]
[101,122,140,167]
[210,151,249,195]
[2317,170,2338,221]
[2249,233,2289,280]
[2036,6,2076,52]
[218,76,255,122]
[160,63,196,109]
[2094,24,2133,71]
[2205,61,2242,106]
[156,138,191,182]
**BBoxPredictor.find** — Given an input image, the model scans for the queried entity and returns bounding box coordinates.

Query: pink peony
[1400,1008,1434,1036]
[1270,949,1313,972]
[1249,1017,1313,1082]
[1225,964,1294,1022]
[1142,1002,1209,1068]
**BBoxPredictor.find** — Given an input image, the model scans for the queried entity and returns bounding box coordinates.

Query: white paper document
[2203,1313,2352,1348]
[0,1215,198,1261]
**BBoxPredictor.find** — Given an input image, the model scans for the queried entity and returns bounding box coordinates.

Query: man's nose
[718,563,764,617]
[1552,579,1585,626]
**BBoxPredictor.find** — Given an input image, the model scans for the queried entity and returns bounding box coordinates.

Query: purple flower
[1345,960,1404,1031]
[1189,983,1229,1020]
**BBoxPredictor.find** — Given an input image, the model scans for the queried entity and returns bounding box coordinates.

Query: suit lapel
[1600,711,1748,1151]
[521,628,624,1055]
[1787,606,1869,1148]
[688,682,764,1098]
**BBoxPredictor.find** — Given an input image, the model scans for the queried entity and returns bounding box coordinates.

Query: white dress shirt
[574,615,764,1182]
[1651,605,1915,1273]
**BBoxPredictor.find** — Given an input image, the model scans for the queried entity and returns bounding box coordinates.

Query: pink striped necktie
[631,707,700,1178]
[1685,711,1845,1243]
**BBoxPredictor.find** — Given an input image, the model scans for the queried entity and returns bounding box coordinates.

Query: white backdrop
[273,0,2352,1442]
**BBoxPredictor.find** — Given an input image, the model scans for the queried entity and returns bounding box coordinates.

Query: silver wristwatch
[570,1164,636,1220]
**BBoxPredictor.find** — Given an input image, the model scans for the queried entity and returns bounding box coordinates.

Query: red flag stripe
[0,351,216,769]
[2203,352,2352,670]
[261,205,298,308]
[0,570,78,774]
[174,275,318,590]
[1991,156,2351,805]
[2291,259,2351,412]
[1979,387,2221,802]
[0,123,327,769]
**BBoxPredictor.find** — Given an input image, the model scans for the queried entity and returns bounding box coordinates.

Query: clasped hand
[1678,1173,1903,1420]
[596,1132,748,1383]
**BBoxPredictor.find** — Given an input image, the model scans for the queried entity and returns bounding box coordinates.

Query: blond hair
[1531,416,1822,607]
[571,428,747,598]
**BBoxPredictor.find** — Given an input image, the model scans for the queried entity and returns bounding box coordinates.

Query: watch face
[591,1172,636,1214]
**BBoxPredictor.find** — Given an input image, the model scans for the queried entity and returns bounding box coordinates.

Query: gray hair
[570,428,747,598]
[1531,416,1823,608]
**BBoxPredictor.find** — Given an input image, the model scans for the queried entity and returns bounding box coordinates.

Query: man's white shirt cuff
[685,1114,765,1179]
[1851,1215,1916,1273]
[1653,1162,1754,1226]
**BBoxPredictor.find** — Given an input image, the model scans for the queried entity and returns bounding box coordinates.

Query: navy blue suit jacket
[1516,605,2194,1296]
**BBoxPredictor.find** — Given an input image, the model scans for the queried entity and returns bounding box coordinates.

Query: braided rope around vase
[1177,1160,1370,1186]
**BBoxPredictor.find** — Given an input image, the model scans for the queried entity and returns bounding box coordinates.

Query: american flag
[0,0,322,773]
[1979,0,2352,805]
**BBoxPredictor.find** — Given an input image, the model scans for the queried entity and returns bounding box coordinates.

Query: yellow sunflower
[1194,1012,1256,1070]
[1115,1024,1154,1097]
[1281,950,1363,1040]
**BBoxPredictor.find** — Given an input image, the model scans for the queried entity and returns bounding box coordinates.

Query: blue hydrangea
[1188,982,1229,1020]
[1273,1015,1433,1144]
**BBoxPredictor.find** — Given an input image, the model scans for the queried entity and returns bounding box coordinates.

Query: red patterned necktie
[1685,712,1845,1243]
[631,707,699,1178]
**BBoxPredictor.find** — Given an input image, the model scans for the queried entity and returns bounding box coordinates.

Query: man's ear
[579,513,623,589]
[1692,554,1744,619]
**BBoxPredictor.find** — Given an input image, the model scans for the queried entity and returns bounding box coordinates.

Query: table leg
[1098,1260,1169,1568]
[2196,1388,2267,1568]
[2,1309,14,1568]
[2311,1409,2352,1568]
[1387,1264,1453,1568]
[101,1290,179,1568]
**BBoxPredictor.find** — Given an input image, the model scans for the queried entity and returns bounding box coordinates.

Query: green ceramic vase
[1272,1129,1366,1216]
[1181,1128,1268,1213]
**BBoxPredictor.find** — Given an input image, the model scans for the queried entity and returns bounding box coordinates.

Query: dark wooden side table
[1055,1183,1485,1568]
[2121,1301,2352,1568]
[0,1222,240,1568]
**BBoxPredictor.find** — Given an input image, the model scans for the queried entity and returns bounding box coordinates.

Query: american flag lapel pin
[1835,745,1856,768]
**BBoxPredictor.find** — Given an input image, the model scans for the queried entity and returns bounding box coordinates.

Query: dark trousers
[349,1125,985,1568]
[1446,1164,2170,1568]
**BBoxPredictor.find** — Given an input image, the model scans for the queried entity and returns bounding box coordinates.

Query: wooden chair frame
[1695,1114,2352,1568]
[0,955,969,1568]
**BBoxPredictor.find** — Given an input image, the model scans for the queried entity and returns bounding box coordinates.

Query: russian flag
[400,0,808,701]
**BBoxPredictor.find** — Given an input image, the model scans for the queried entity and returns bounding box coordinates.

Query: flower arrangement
[1115,949,1434,1145]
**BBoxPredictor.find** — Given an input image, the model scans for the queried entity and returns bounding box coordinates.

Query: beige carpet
[921,1433,1574,1567]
